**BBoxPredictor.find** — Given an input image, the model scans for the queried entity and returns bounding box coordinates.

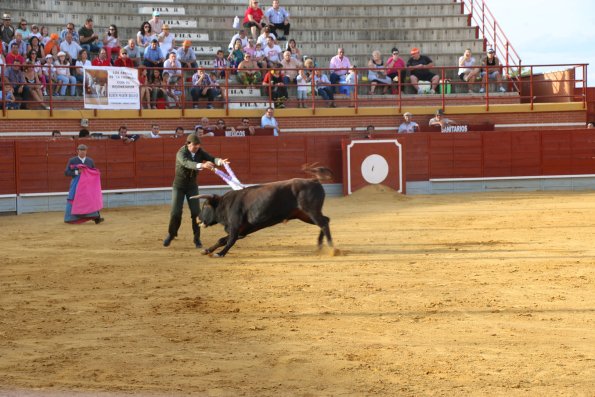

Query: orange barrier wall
[2,130,595,195]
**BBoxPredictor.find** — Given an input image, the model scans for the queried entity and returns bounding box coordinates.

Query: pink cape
[71,165,103,215]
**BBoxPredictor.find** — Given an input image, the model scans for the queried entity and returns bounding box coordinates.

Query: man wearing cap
[149,10,164,35]
[407,47,440,95]
[157,24,175,56]
[429,109,456,129]
[163,134,230,248]
[1,13,15,48]
[64,144,104,224]
[113,48,134,68]
[480,48,506,93]
[398,112,419,133]
[176,40,197,69]
[79,18,101,54]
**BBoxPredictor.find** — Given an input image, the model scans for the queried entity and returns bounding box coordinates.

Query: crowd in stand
[0,0,509,110]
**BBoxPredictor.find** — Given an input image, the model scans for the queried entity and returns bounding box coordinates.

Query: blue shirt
[265,7,290,24]
[261,114,279,136]
[144,46,164,63]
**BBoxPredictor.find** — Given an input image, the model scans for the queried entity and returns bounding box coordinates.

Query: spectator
[365,125,375,138]
[329,47,351,93]
[237,53,261,87]
[398,112,419,133]
[190,68,218,109]
[243,37,256,56]
[265,0,291,41]
[124,39,141,66]
[59,22,80,44]
[587,122,594,129]
[286,39,302,61]
[313,68,336,108]
[261,107,280,136]
[43,53,54,83]
[78,18,101,54]
[28,36,44,60]
[1,13,15,48]
[194,117,215,137]
[29,24,41,41]
[163,52,182,83]
[74,49,91,94]
[110,125,140,143]
[23,61,50,109]
[280,50,301,84]
[162,72,181,108]
[136,22,155,56]
[253,42,266,69]
[429,109,456,129]
[368,50,391,95]
[143,39,164,71]
[177,40,197,69]
[113,48,134,68]
[6,42,25,65]
[149,11,164,35]
[214,119,236,136]
[27,49,46,93]
[0,83,19,109]
[102,24,121,61]
[91,48,111,67]
[263,36,282,68]
[157,24,175,57]
[138,67,151,109]
[78,128,90,138]
[150,69,164,107]
[480,48,506,93]
[296,68,310,108]
[43,33,60,57]
[51,130,62,138]
[39,26,50,46]
[228,29,249,52]
[458,48,480,93]
[213,49,227,79]
[54,51,76,96]
[344,66,357,105]
[262,69,288,108]
[8,32,27,57]
[147,124,162,138]
[256,25,275,48]
[174,126,185,138]
[227,39,245,69]
[15,19,30,41]
[243,0,269,41]
[59,32,82,64]
[407,48,439,94]
[236,117,256,135]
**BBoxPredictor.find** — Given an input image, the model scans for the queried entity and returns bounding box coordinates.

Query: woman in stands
[39,26,51,46]
[27,36,44,59]
[385,47,405,94]
[286,39,302,61]
[22,60,48,108]
[150,68,165,109]
[15,19,31,41]
[367,50,391,95]
[227,39,245,70]
[138,66,152,109]
[53,51,77,96]
[103,24,121,61]
[74,49,91,94]
[136,21,155,57]
[27,49,47,94]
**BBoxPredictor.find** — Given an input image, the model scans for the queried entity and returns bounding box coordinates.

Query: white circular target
[360,154,389,184]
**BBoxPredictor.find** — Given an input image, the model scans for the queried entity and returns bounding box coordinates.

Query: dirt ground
[1,186,594,396]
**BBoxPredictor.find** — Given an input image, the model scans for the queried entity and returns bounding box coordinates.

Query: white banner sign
[84,66,140,110]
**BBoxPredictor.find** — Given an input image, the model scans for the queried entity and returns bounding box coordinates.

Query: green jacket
[172,145,219,189]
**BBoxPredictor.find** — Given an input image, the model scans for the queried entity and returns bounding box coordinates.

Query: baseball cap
[151,38,158,43]
[77,144,88,150]
[435,109,444,116]
[57,51,66,57]
[187,134,201,144]
[152,10,160,16]
[403,112,412,117]
[183,40,191,46]
[410,47,420,55]
[487,48,495,54]
[2,13,11,20]
[50,33,59,40]
[45,54,53,59]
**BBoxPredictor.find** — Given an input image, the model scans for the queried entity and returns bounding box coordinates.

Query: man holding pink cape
[64,144,104,224]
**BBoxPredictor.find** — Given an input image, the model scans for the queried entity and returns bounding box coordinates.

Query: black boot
[193,234,202,249]
[163,234,174,247]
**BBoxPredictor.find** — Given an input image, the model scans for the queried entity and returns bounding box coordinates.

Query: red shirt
[114,57,134,68]
[6,52,25,65]
[92,58,111,67]
[243,7,264,24]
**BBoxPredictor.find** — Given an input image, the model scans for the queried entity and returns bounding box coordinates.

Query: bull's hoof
[200,249,210,255]
[212,253,224,258]
[318,246,341,256]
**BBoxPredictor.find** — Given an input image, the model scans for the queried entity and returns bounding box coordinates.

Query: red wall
[2,130,595,195]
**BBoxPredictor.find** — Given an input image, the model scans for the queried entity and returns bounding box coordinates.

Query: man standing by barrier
[64,144,104,224]
[163,135,229,248]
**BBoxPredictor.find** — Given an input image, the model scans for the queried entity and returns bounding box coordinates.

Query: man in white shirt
[163,52,182,83]
[398,112,420,133]
[264,36,282,68]
[147,124,162,138]
[60,32,82,64]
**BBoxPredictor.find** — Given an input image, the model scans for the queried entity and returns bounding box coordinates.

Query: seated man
[280,50,301,84]
[190,69,220,109]
[236,118,256,136]
[480,48,507,93]
[163,52,182,84]
[398,112,419,133]
[176,40,198,70]
[237,53,261,87]
[195,117,216,137]
[329,47,351,93]
[110,125,140,143]
[313,69,336,108]
[260,107,279,136]
[265,0,291,40]
[407,48,440,94]
[428,109,456,129]
[263,36,282,68]
[262,69,288,108]
[123,39,142,67]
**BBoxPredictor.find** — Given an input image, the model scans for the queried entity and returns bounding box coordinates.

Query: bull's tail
[302,163,333,181]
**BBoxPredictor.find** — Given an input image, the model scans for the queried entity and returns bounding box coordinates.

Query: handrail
[457,0,522,76]
[0,63,587,113]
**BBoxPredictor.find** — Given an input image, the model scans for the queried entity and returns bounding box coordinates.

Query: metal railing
[1,63,588,116]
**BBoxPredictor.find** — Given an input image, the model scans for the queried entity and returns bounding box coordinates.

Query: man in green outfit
[163,134,229,248]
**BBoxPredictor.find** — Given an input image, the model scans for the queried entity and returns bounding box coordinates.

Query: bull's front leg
[202,236,228,256]
[213,228,240,257]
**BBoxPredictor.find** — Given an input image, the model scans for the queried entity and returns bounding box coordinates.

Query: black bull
[192,166,334,257]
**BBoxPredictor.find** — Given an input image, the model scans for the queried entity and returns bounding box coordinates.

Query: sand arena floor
[0,186,594,396]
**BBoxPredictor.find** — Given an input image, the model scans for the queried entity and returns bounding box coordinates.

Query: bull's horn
[190,194,213,200]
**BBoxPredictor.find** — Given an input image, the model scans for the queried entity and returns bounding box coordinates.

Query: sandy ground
[0,186,594,396]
